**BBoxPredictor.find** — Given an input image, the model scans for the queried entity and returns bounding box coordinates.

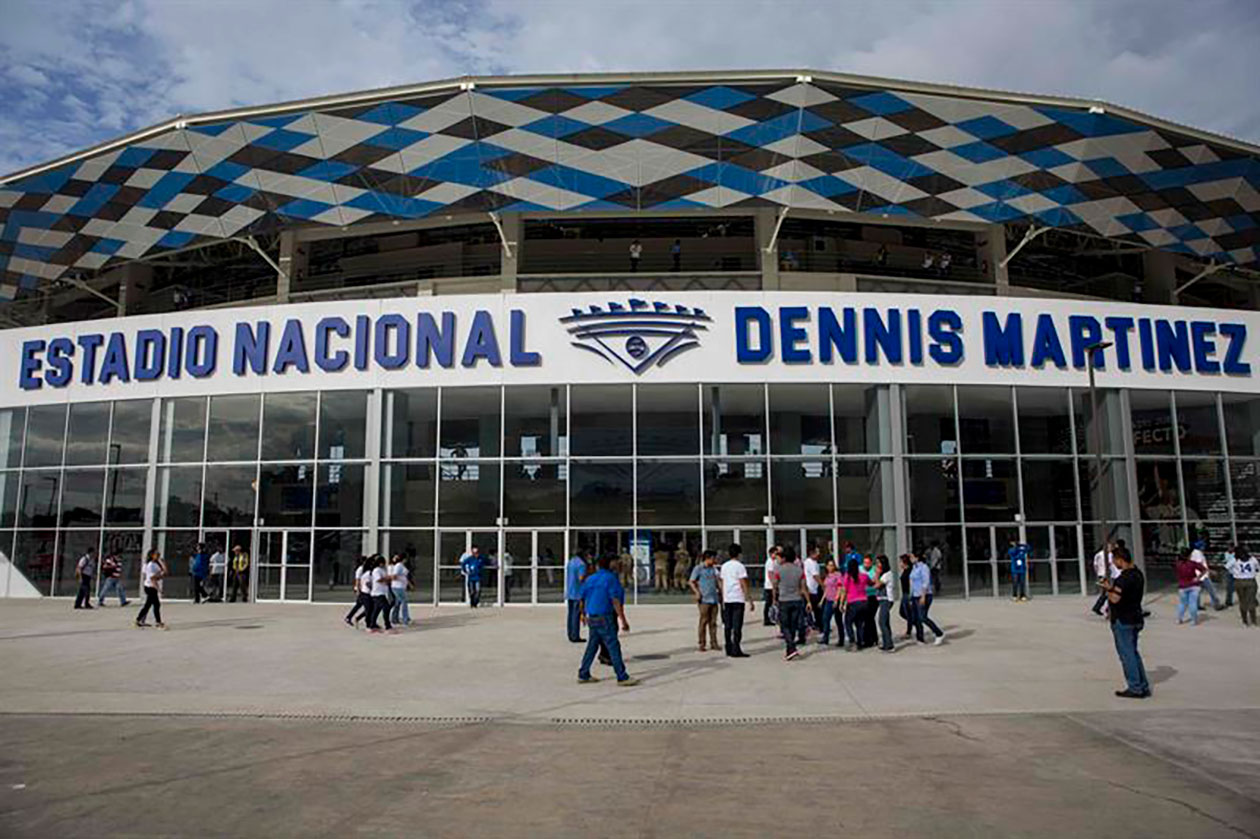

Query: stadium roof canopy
[2,69,1258,299]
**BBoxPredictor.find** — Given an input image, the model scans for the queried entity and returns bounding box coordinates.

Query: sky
[2,0,1259,177]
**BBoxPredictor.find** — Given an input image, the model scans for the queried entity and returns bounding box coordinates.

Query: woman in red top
[840,558,868,651]
[1175,548,1205,626]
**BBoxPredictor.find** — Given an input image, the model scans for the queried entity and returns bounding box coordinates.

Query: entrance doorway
[503,530,566,603]
[201,530,252,602]
[437,530,497,606]
[256,530,312,602]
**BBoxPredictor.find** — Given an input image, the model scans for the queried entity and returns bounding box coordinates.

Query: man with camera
[1099,547,1151,699]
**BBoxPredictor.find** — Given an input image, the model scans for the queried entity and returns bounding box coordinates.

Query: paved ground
[0,595,1257,836]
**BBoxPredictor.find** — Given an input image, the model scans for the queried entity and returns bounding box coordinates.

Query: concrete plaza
[0,593,1258,836]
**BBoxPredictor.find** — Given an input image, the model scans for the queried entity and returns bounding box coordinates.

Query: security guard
[229,545,251,603]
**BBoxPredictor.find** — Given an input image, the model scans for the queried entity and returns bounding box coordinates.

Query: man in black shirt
[1100,549,1151,698]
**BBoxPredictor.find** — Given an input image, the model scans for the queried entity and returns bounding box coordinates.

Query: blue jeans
[390,587,410,624]
[97,577,128,606]
[1198,576,1222,609]
[579,614,629,681]
[909,595,943,642]
[779,600,804,655]
[843,601,862,646]
[1111,621,1150,694]
[1011,572,1027,599]
[1177,587,1200,623]
[877,599,894,650]
[467,578,481,607]
[566,599,582,642]
[820,599,842,644]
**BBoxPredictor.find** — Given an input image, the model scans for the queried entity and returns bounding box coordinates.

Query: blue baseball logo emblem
[560,299,712,375]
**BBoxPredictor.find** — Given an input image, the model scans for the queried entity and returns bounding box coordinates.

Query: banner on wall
[0,290,1255,408]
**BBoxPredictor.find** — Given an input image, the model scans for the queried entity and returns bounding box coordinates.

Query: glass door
[256,530,312,602]
[503,529,566,604]
[964,526,996,598]
[201,530,252,602]
[437,530,498,605]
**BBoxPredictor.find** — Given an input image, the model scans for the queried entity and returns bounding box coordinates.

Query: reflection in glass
[571,385,631,456]
[110,399,153,464]
[154,530,199,600]
[770,458,833,523]
[202,465,256,527]
[319,391,367,460]
[1222,394,1260,457]
[313,530,365,602]
[836,459,891,524]
[380,463,436,527]
[380,529,435,603]
[207,395,261,462]
[0,407,24,469]
[503,461,565,526]
[385,388,438,458]
[1175,391,1220,455]
[19,472,61,528]
[316,463,365,527]
[1016,387,1072,455]
[159,397,206,463]
[637,460,701,525]
[1180,459,1228,523]
[1079,459,1130,522]
[637,385,699,456]
[64,402,111,466]
[703,384,765,456]
[257,463,313,527]
[437,460,501,526]
[961,458,1018,523]
[54,529,101,596]
[903,385,955,456]
[1135,459,1182,521]
[1020,459,1077,522]
[14,530,57,594]
[154,466,202,528]
[908,457,959,522]
[440,386,501,458]
[260,392,315,461]
[569,461,632,525]
[1074,388,1124,455]
[833,384,890,454]
[768,385,830,456]
[105,468,146,525]
[24,404,67,467]
[956,386,1014,454]
[1229,461,1259,521]
[703,459,768,525]
[504,386,567,457]
[0,471,17,528]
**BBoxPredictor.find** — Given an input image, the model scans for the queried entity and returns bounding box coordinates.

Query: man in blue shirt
[1007,539,1030,602]
[565,550,591,643]
[577,555,637,685]
[191,544,210,605]
[908,552,945,645]
[460,545,485,608]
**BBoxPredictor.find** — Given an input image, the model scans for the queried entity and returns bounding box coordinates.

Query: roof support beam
[1175,261,1230,297]
[999,224,1051,269]
[487,212,516,260]
[763,206,789,254]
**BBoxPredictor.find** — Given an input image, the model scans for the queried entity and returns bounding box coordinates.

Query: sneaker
[577,676,600,684]
[135,621,149,628]
[785,650,800,661]
[1114,689,1150,699]
[730,651,750,658]
[155,623,168,631]
[933,633,946,646]
[367,628,384,635]
[617,678,639,687]
[343,617,353,627]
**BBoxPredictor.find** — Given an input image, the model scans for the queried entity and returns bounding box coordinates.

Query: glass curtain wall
[3,384,1256,601]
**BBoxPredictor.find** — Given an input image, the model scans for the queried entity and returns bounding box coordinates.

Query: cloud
[1,0,1257,177]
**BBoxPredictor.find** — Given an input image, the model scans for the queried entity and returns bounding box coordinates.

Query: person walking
[688,550,722,652]
[135,549,167,629]
[771,546,810,661]
[860,554,880,648]
[762,545,780,626]
[1090,542,1115,616]
[207,544,226,602]
[908,552,945,645]
[97,551,128,607]
[1007,539,1029,602]
[820,559,843,646]
[366,556,396,634]
[565,549,589,643]
[190,543,210,605]
[344,556,371,626]
[1100,548,1151,698]
[1225,546,1258,627]
[389,554,412,626]
[1176,548,1204,626]
[1190,541,1224,612]
[1223,544,1238,609]
[229,545,250,603]
[73,546,97,610]
[460,545,485,608]
[577,555,637,685]
[719,543,754,658]
[899,554,914,638]
[629,239,642,272]
[876,555,896,652]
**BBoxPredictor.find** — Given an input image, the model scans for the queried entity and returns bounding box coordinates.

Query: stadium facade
[0,69,1258,604]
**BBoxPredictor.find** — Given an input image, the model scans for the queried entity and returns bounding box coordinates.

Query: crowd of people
[343,554,416,634]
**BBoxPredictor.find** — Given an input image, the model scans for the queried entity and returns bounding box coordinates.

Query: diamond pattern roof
[1,74,1257,298]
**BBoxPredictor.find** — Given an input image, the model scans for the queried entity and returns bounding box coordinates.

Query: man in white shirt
[1090,542,1116,615]
[1223,545,1237,608]
[208,545,226,602]
[803,546,823,632]
[1190,541,1224,611]
[719,543,754,658]
[629,240,642,271]
[74,547,97,610]
[762,545,781,626]
[389,555,412,626]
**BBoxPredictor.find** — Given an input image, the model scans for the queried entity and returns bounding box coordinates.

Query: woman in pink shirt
[821,560,844,645]
[840,558,869,651]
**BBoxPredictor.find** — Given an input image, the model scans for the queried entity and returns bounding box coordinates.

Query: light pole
[1085,340,1114,565]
